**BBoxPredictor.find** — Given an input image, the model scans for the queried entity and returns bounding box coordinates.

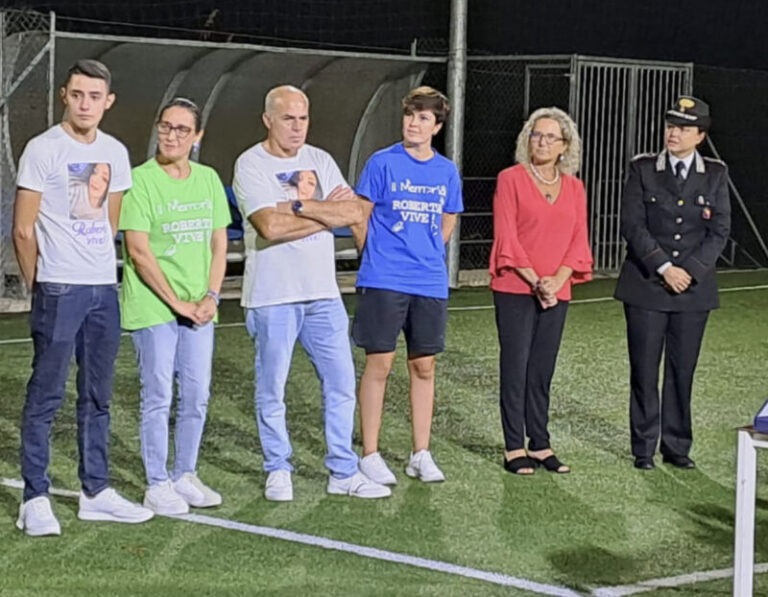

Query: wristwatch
[206,289,220,306]
[291,200,304,215]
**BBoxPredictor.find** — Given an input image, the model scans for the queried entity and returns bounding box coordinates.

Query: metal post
[445,0,467,288]
[48,11,55,127]
[733,428,757,597]
[0,10,5,298]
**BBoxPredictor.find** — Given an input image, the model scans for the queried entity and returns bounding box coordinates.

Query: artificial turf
[0,271,767,596]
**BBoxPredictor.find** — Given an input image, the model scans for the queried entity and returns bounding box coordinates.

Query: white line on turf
[1,283,766,347]
[0,477,579,597]
[590,563,768,596]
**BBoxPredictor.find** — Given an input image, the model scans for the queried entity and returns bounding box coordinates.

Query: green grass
[1,271,767,596]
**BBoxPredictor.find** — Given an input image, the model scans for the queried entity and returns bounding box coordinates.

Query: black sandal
[529,454,570,474]
[503,456,536,475]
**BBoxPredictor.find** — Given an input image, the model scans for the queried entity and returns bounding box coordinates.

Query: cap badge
[679,98,695,112]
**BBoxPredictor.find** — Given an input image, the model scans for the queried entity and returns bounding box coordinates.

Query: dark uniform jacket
[614,149,731,312]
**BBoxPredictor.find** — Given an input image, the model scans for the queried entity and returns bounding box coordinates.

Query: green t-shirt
[119,158,231,330]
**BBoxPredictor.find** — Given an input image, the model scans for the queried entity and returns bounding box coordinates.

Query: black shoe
[634,457,655,470]
[662,454,696,469]
[503,456,536,475]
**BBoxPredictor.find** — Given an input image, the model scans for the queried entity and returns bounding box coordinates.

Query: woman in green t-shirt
[119,98,231,515]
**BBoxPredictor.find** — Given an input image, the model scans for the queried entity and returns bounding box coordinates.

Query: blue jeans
[20,283,121,502]
[131,320,214,486]
[245,298,358,479]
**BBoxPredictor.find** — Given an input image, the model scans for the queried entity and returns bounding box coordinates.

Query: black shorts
[351,287,448,356]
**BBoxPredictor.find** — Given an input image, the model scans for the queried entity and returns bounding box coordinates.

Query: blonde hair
[514,107,582,175]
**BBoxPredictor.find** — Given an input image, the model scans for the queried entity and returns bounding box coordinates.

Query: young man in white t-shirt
[233,85,390,501]
[12,59,154,536]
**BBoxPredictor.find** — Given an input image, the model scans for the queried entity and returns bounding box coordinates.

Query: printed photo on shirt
[275,169,323,200]
[68,162,111,220]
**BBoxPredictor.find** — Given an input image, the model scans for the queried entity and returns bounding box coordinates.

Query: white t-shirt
[17,125,132,284]
[233,142,346,308]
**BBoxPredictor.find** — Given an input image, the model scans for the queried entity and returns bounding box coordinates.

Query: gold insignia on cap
[679,98,695,112]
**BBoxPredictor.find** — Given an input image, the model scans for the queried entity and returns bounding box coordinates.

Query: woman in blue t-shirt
[350,86,463,487]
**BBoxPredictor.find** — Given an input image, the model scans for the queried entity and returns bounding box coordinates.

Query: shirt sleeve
[355,156,383,204]
[209,168,233,230]
[118,170,151,232]
[321,150,348,197]
[561,178,594,284]
[110,143,132,192]
[444,165,464,214]
[233,153,274,216]
[619,159,670,274]
[17,138,48,192]
[489,170,534,273]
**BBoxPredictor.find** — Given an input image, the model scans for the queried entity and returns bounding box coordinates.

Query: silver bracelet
[206,289,220,306]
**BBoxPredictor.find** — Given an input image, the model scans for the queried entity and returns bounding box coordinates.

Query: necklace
[530,163,560,185]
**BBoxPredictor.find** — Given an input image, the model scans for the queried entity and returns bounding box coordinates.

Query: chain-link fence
[460,56,572,273]
[0,9,52,301]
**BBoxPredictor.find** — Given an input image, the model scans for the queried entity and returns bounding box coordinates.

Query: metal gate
[572,57,692,272]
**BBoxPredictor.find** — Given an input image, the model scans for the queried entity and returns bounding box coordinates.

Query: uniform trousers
[493,291,569,452]
[623,304,709,458]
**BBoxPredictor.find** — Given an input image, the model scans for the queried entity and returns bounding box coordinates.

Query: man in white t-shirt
[233,85,390,501]
[12,59,154,536]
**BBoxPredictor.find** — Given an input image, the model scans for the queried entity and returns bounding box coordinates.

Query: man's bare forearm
[297,199,363,228]
[13,235,38,289]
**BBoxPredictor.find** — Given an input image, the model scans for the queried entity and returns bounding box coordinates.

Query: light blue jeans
[245,298,358,479]
[131,320,215,486]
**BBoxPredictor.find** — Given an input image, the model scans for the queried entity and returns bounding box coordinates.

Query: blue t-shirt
[355,143,463,299]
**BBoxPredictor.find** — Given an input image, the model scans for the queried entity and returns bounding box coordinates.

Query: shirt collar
[668,152,695,176]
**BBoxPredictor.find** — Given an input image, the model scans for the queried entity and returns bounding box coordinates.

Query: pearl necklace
[530,163,560,185]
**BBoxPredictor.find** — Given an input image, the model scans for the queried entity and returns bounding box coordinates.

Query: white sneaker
[174,473,222,508]
[16,496,61,537]
[327,471,391,499]
[143,481,190,515]
[405,450,445,482]
[78,487,155,523]
[359,452,397,486]
[265,470,293,502]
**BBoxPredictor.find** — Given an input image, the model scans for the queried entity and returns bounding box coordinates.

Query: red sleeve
[489,169,534,274]
[561,178,593,284]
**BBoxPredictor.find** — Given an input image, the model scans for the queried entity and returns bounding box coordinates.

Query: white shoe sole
[17,521,61,536]
[405,466,445,483]
[359,469,398,486]
[181,495,223,508]
[142,498,189,516]
[326,484,392,499]
[78,509,155,523]
[265,492,293,502]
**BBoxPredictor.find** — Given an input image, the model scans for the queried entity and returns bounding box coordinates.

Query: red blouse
[489,164,593,301]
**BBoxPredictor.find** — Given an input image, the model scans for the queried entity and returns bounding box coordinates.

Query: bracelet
[205,289,220,306]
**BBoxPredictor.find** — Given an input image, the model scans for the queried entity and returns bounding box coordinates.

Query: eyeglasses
[530,131,565,144]
[157,121,193,139]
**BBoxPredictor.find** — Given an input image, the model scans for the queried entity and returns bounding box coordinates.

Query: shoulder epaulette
[702,156,726,166]
[630,152,657,162]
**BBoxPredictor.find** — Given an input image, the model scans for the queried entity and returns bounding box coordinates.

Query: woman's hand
[533,281,558,309]
[173,300,205,326]
[192,295,218,325]
[537,275,563,297]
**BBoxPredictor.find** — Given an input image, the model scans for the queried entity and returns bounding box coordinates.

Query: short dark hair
[402,86,450,124]
[63,59,112,91]
[158,97,203,132]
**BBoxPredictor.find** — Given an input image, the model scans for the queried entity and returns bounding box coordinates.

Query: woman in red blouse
[489,107,593,475]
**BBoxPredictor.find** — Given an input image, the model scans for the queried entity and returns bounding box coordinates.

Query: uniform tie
[675,161,686,188]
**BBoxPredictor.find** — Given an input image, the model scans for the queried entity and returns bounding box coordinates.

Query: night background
[5,0,768,267]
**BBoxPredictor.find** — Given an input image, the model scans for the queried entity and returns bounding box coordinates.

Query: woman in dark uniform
[614,96,731,470]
